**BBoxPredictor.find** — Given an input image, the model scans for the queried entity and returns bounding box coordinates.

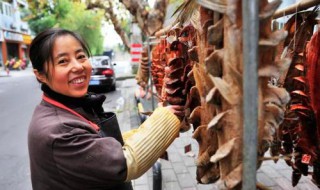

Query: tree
[86,1,131,51]
[25,0,104,55]
[85,0,183,51]
[59,2,104,55]
[26,0,183,52]
[119,0,168,36]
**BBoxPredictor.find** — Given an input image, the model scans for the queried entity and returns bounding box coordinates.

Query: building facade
[0,0,31,67]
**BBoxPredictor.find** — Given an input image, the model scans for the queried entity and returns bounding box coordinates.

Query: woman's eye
[58,59,67,64]
[77,54,87,60]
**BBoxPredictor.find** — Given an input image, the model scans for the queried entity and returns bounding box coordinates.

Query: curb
[116,75,136,81]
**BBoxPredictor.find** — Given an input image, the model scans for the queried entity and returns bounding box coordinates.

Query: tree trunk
[119,0,168,35]
[87,0,168,50]
[86,1,131,51]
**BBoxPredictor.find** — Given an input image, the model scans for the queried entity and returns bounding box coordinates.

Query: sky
[102,24,122,48]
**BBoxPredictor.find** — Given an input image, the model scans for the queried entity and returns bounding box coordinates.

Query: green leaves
[27,0,104,55]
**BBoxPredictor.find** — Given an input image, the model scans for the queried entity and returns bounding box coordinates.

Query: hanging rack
[140,35,166,111]
[273,0,320,19]
[139,1,319,188]
[143,35,167,46]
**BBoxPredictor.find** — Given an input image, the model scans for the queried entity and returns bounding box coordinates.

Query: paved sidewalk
[0,66,34,77]
[104,78,319,190]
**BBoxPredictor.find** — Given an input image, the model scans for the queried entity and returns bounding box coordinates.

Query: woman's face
[41,35,92,97]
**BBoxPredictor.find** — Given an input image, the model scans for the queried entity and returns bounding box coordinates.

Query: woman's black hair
[29,28,91,81]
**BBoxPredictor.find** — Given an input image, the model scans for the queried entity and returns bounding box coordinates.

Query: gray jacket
[28,100,131,190]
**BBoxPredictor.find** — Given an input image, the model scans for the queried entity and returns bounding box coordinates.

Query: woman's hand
[158,102,185,119]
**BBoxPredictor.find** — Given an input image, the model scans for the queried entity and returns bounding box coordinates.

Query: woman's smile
[69,76,86,84]
[40,35,92,98]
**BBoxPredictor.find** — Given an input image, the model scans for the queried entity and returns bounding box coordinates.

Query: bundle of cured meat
[190,0,290,188]
[151,38,166,96]
[306,29,320,187]
[278,11,320,187]
[163,26,191,105]
[187,6,221,184]
[150,24,197,132]
[135,47,149,88]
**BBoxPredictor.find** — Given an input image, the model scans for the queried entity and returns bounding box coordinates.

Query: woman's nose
[71,59,84,72]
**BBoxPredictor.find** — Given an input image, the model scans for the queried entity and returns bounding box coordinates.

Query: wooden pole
[273,0,320,19]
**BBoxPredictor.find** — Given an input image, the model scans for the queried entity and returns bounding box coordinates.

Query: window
[101,60,109,66]
[3,2,12,16]
[0,2,3,14]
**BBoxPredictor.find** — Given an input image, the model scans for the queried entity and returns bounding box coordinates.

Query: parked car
[89,56,116,92]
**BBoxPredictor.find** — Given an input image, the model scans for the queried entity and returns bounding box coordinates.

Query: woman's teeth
[71,77,85,84]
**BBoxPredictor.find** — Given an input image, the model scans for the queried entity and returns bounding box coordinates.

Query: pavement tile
[133,184,149,190]
[278,168,294,180]
[173,138,190,149]
[257,172,277,186]
[172,162,189,174]
[164,181,181,190]
[167,143,178,153]
[295,182,319,190]
[177,173,196,188]
[134,172,149,185]
[273,159,293,169]
[296,175,311,183]
[187,166,197,179]
[182,187,197,190]
[161,160,173,169]
[168,152,183,163]
[176,146,187,155]
[266,186,284,190]
[182,155,197,167]
[274,177,296,190]
[179,129,193,137]
[258,165,282,178]
[197,183,219,190]
[148,176,153,190]
[162,169,178,182]
[146,168,153,177]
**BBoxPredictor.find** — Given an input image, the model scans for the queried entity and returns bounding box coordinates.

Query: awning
[22,34,32,45]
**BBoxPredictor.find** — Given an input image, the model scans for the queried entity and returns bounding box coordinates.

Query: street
[0,69,38,190]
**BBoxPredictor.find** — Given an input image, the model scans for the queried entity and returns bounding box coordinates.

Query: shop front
[22,34,32,65]
[0,30,3,67]
[1,30,32,68]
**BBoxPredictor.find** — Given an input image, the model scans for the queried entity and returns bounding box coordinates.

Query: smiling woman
[30,28,92,98]
[27,28,184,190]
[34,35,92,97]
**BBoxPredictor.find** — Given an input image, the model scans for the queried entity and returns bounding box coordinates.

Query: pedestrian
[28,28,184,190]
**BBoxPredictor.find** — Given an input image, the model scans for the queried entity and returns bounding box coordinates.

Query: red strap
[42,94,100,131]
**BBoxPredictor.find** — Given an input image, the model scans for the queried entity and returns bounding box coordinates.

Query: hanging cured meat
[278,10,320,187]
[135,47,149,88]
[151,39,166,96]
[150,24,198,131]
[147,0,319,188]
[189,0,289,188]
[306,29,320,187]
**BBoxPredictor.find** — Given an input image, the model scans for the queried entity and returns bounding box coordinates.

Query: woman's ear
[33,69,47,84]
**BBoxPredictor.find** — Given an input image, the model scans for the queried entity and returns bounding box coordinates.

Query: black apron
[97,112,133,190]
